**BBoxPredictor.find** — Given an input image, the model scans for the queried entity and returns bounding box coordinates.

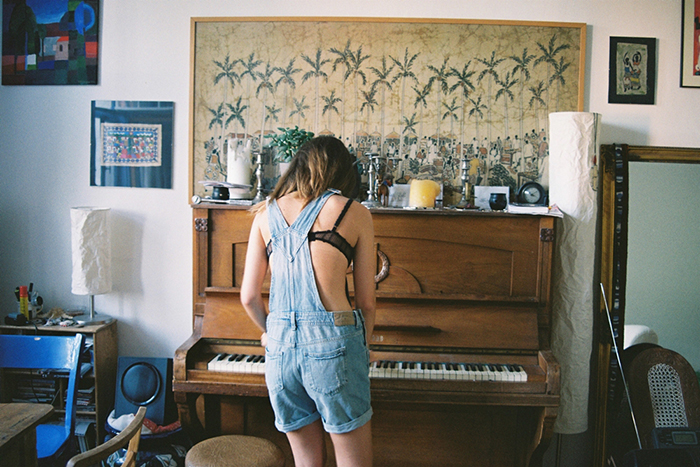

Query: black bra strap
[332,199,354,231]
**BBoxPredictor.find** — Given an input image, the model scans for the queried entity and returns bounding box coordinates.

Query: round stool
[185,435,285,467]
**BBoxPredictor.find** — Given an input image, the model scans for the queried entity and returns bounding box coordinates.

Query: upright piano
[174,205,560,467]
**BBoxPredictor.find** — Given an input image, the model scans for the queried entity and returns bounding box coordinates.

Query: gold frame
[593,144,700,467]
[188,17,586,200]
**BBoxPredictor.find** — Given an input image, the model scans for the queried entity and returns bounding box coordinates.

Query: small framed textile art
[90,101,174,188]
[608,36,656,104]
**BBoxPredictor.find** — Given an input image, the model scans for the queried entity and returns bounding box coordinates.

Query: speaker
[114,357,175,425]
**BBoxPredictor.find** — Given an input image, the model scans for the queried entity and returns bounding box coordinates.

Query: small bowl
[489,193,507,211]
[211,186,230,200]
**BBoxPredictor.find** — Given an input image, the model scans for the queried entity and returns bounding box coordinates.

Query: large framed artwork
[2,0,99,85]
[681,0,700,87]
[189,17,586,200]
[90,101,174,189]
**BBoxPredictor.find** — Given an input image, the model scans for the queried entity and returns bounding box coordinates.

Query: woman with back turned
[240,136,375,467]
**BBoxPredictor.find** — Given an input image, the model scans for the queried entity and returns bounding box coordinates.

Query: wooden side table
[0,403,54,467]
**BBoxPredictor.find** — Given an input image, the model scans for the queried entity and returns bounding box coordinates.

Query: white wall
[1,0,698,358]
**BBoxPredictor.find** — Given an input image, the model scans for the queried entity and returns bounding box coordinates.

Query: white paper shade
[71,207,112,296]
[548,112,600,434]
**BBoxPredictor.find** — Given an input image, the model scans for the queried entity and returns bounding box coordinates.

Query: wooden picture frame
[189,17,586,200]
[593,144,700,467]
[608,36,656,104]
[681,0,700,87]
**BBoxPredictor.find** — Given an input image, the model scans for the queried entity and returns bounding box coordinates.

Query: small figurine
[378,173,393,207]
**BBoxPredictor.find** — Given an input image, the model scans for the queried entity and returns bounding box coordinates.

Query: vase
[277,161,291,178]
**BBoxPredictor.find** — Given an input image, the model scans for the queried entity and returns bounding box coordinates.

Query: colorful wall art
[91,101,174,188]
[2,0,99,85]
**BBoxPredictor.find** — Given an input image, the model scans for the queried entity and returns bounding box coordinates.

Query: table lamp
[70,207,113,325]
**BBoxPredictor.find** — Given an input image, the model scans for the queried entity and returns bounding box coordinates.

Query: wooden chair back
[627,347,700,448]
[66,406,147,467]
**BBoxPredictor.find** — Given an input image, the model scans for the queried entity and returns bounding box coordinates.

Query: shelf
[0,320,117,445]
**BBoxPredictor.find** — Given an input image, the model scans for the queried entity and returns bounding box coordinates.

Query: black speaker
[114,357,175,425]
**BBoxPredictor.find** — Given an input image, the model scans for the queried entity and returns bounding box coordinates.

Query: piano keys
[206,352,528,382]
[369,361,527,382]
[208,353,266,374]
[175,206,560,467]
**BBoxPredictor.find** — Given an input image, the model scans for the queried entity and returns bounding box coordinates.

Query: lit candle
[409,179,441,208]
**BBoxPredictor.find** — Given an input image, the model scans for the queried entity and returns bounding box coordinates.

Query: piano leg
[526,406,558,467]
[174,391,206,444]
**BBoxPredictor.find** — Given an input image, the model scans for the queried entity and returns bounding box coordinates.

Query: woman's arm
[240,213,270,343]
[351,205,376,344]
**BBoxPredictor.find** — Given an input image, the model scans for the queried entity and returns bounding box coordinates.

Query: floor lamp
[71,206,113,325]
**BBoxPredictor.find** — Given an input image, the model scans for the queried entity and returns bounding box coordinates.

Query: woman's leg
[329,421,373,467]
[286,418,327,467]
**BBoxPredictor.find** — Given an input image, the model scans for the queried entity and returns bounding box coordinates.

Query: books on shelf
[506,203,563,217]
[12,374,58,403]
[65,385,96,412]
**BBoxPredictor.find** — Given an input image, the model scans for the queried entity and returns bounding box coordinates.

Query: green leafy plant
[269,126,314,163]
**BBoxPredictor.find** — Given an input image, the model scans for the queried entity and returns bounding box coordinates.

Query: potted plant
[269,126,315,164]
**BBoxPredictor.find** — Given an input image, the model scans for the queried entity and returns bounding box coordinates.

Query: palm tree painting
[191,18,584,198]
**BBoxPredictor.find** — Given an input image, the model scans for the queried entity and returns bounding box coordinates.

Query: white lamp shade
[548,111,600,434]
[71,207,112,296]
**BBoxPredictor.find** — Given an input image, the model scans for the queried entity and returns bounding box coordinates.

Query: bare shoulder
[328,195,371,223]
[252,208,270,242]
[348,199,372,225]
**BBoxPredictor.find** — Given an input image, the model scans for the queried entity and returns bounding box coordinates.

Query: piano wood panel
[372,300,539,350]
[201,292,262,340]
[372,211,545,300]
[203,396,549,467]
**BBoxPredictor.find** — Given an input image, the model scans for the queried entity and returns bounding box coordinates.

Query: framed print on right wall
[608,36,656,104]
[681,0,700,87]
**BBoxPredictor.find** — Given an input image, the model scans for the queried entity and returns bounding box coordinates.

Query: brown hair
[268,136,358,203]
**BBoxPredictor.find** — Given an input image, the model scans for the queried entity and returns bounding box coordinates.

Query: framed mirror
[593,144,700,466]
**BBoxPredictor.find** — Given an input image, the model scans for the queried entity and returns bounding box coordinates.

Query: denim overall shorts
[265,190,372,434]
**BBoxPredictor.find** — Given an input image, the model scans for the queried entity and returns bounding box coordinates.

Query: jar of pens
[6,283,43,325]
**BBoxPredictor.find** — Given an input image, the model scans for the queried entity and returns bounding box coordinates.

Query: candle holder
[251,150,265,204]
[454,157,471,208]
[361,152,385,208]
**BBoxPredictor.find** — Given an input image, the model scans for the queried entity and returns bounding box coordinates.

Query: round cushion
[185,435,285,467]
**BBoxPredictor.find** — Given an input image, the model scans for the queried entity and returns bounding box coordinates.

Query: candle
[409,179,441,208]
[227,139,253,199]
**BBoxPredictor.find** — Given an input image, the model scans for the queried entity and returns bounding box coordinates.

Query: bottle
[19,285,29,319]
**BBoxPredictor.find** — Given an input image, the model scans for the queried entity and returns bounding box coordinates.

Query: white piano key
[208,353,224,371]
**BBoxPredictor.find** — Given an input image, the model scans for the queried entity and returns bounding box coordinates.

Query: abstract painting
[2,0,99,85]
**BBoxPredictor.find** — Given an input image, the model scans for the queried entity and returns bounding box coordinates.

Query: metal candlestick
[361,153,384,208]
[454,157,470,208]
[252,150,265,204]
